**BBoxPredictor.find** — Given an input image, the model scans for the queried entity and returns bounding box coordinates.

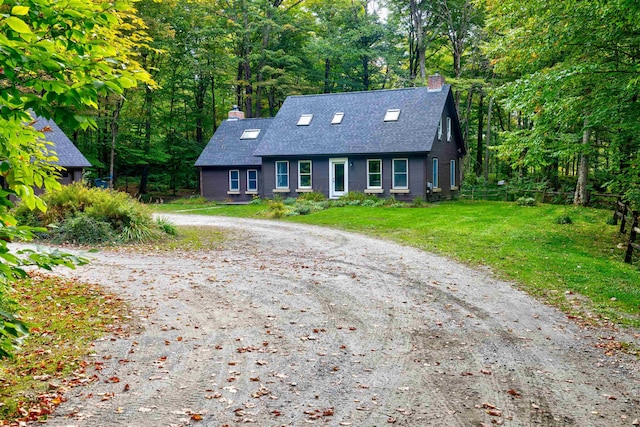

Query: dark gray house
[195,114,273,202]
[31,114,92,185]
[196,74,465,201]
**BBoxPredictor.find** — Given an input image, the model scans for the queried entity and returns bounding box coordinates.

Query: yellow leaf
[11,6,30,15]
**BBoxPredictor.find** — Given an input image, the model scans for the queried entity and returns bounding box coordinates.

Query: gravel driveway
[43,214,639,426]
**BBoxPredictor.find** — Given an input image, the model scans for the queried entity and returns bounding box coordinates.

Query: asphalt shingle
[30,115,92,168]
[195,118,272,166]
[253,86,452,156]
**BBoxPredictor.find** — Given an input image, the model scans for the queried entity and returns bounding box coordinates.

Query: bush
[12,182,174,244]
[267,199,287,218]
[297,191,325,202]
[50,214,116,244]
[516,197,537,207]
[555,215,573,224]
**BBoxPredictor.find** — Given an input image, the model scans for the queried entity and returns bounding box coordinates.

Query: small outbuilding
[31,114,92,185]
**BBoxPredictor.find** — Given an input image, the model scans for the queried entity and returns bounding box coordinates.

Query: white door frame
[329,158,348,199]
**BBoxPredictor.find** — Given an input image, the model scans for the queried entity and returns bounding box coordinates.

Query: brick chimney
[228,105,245,121]
[428,73,445,92]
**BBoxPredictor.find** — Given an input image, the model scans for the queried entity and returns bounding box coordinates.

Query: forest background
[61,0,640,207]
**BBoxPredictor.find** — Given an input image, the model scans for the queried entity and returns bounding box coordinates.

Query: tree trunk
[475,92,484,176]
[574,122,591,206]
[485,96,494,182]
[109,97,124,190]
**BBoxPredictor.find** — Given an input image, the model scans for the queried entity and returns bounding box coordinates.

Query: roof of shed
[195,118,272,167]
[254,86,452,157]
[30,114,92,168]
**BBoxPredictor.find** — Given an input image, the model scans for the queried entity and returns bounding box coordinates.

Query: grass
[0,274,132,424]
[155,199,640,328]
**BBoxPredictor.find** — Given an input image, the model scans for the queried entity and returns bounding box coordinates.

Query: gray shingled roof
[30,114,92,168]
[195,118,272,167]
[254,86,452,156]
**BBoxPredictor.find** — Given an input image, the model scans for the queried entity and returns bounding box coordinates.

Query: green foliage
[50,215,116,245]
[556,215,573,225]
[14,183,173,244]
[267,199,287,219]
[248,196,264,205]
[155,216,178,236]
[297,191,326,202]
[516,197,537,207]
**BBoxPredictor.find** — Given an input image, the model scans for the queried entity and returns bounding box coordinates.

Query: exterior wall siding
[428,101,464,201]
[262,155,428,201]
[200,167,261,202]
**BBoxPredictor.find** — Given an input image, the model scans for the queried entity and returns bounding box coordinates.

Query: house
[30,114,92,185]
[195,110,272,202]
[196,74,465,202]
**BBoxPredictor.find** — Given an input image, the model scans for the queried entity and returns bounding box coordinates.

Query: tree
[0,0,151,356]
[485,0,640,205]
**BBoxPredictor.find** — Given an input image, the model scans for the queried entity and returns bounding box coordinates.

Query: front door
[329,158,348,199]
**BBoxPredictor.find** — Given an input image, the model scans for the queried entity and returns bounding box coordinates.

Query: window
[392,159,408,189]
[298,160,312,188]
[432,158,439,188]
[276,161,289,189]
[450,160,456,188]
[297,114,313,126]
[384,109,401,122]
[240,129,260,139]
[331,112,344,125]
[367,159,382,189]
[446,117,452,141]
[229,170,240,191]
[437,119,443,140]
[247,169,258,192]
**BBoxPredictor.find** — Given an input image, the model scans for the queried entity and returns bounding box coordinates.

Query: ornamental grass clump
[13,182,175,244]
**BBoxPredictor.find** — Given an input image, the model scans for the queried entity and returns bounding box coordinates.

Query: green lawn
[157,200,640,328]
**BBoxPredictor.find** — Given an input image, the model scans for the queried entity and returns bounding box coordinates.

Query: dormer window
[297,114,313,126]
[384,109,400,122]
[331,112,344,125]
[240,129,261,139]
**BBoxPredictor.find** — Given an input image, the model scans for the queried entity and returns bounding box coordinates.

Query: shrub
[155,216,178,235]
[297,191,325,202]
[516,197,537,207]
[12,182,173,244]
[249,195,264,205]
[50,214,116,244]
[283,197,297,206]
[411,196,426,207]
[340,191,367,203]
[555,215,573,224]
[267,199,287,218]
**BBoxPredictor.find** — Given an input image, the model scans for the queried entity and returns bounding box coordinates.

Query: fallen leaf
[191,414,203,421]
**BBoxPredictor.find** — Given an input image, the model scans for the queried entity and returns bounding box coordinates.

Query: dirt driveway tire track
[42,214,638,426]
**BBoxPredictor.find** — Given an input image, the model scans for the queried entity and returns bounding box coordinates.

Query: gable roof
[195,118,272,167]
[30,114,92,168]
[254,86,455,157]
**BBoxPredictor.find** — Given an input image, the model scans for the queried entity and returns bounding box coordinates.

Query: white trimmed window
[298,160,312,189]
[384,109,401,122]
[229,170,240,191]
[276,161,289,189]
[392,158,408,189]
[437,119,443,140]
[367,159,382,189]
[450,160,456,188]
[332,112,344,125]
[432,158,439,188]
[241,129,260,139]
[297,114,313,126]
[247,169,258,192]
[446,116,452,141]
